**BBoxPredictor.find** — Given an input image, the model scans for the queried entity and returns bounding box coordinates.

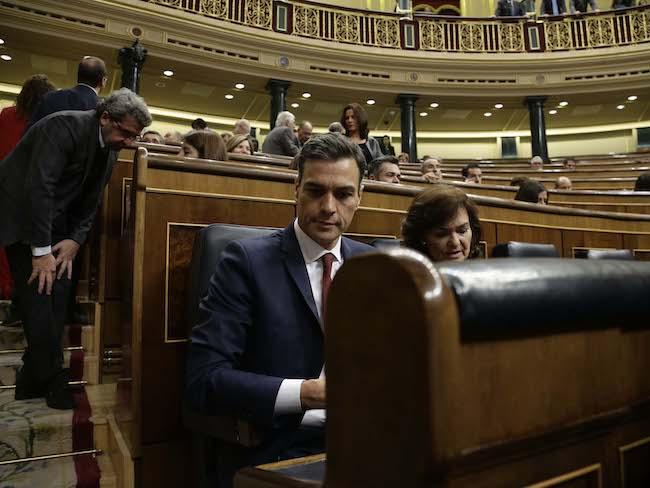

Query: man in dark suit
[26,56,107,131]
[261,111,300,157]
[570,0,599,12]
[187,133,373,486]
[540,0,568,14]
[0,88,151,409]
[495,0,525,16]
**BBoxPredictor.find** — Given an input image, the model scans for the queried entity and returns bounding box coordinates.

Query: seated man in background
[328,122,345,134]
[164,130,183,145]
[421,156,443,183]
[540,0,567,15]
[186,133,373,486]
[555,176,573,190]
[530,155,544,170]
[563,158,577,170]
[233,118,251,136]
[571,0,599,12]
[297,121,313,147]
[397,152,410,164]
[634,172,650,191]
[461,163,482,184]
[140,130,163,144]
[494,0,525,16]
[262,111,300,157]
[369,155,401,184]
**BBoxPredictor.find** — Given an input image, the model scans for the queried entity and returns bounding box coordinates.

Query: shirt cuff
[31,245,52,257]
[273,379,304,416]
[302,409,326,428]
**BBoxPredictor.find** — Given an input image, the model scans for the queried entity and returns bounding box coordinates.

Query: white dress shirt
[273,219,342,427]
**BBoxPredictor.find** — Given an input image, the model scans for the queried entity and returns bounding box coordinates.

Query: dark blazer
[0,110,117,248]
[571,0,598,12]
[540,0,568,14]
[26,85,99,133]
[261,126,300,157]
[495,0,525,16]
[186,223,372,458]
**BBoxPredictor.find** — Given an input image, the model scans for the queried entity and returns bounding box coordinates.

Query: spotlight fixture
[617,104,625,110]
[549,110,558,115]
[483,112,492,117]
[430,102,439,108]
[494,103,504,109]
[235,83,245,90]
[291,103,299,108]
[366,99,376,105]
[419,112,428,116]
[559,101,569,107]
[225,94,234,100]
[0,54,11,61]
[162,69,174,77]
[301,92,311,98]
[627,95,638,101]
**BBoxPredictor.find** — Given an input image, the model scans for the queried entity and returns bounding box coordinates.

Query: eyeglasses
[111,118,140,140]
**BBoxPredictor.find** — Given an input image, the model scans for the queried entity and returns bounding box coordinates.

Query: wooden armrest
[183,405,263,447]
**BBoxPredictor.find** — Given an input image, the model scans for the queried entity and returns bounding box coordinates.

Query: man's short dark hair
[462,162,480,178]
[295,133,367,187]
[634,171,650,191]
[77,56,106,87]
[192,118,208,130]
[370,155,399,178]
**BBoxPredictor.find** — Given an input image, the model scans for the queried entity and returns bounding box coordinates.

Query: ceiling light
[483,112,492,117]
[301,92,311,98]
[549,109,558,115]
[494,103,504,109]
[225,94,234,100]
[430,102,439,108]
[419,112,428,116]
[559,101,569,107]
[291,102,299,108]
[366,99,376,105]
[617,104,625,110]
[627,95,638,101]
[0,54,11,61]
[162,69,174,77]
[0,39,4,45]
[235,83,245,90]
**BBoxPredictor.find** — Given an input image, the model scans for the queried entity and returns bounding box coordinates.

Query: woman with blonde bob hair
[226,133,252,155]
[181,130,227,161]
[402,185,482,262]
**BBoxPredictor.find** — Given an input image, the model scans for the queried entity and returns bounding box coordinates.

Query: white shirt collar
[293,219,342,265]
[78,83,100,95]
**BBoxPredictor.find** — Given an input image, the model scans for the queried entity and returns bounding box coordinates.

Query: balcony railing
[142,0,650,53]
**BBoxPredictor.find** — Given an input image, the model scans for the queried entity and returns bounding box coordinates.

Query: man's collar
[78,83,100,95]
[293,219,342,264]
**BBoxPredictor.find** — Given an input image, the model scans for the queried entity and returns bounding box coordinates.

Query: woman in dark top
[340,103,383,166]
[381,135,396,156]
[514,179,548,205]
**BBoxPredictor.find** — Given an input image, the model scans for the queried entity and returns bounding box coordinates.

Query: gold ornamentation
[294,5,320,38]
[335,12,360,43]
[631,11,650,42]
[420,20,445,50]
[499,23,524,51]
[459,23,484,51]
[245,0,272,29]
[199,0,228,19]
[374,18,400,48]
[587,17,614,47]
[545,21,572,50]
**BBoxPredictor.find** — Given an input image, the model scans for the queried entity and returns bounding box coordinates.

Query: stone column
[526,96,549,162]
[396,94,418,163]
[118,39,147,94]
[266,79,291,130]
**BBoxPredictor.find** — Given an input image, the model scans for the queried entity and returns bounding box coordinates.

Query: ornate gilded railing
[141,0,650,53]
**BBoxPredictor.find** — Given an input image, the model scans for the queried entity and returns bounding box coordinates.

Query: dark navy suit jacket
[186,223,372,458]
[25,84,98,133]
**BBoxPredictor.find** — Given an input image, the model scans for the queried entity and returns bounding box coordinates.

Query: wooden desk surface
[235,454,326,488]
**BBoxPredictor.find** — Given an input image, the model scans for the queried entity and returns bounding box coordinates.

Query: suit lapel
[82,115,104,184]
[281,224,320,323]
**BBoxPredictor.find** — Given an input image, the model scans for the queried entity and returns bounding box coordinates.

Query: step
[0,351,99,388]
[0,324,96,354]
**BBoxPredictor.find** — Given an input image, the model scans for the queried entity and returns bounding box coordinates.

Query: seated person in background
[140,130,163,144]
[297,121,313,147]
[571,0,599,12]
[233,118,251,136]
[220,132,233,145]
[181,130,227,160]
[530,155,544,170]
[191,118,208,130]
[421,156,443,183]
[328,121,345,134]
[397,152,410,164]
[369,155,401,184]
[634,171,650,191]
[563,158,577,170]
[461,163,482,184]
[226,134,252,155]
[511,175,530,187]
[540,0,567,15]
[186,133,372,486]
[515,179,548,205]
[612,0,636,8]
[494,0,525,16]
[262,111,300,157]
[555,176,573,190]
[164,130,183,145]
[402,185,482,262]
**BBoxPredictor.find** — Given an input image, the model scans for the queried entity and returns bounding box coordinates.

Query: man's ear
[357,183,364,206]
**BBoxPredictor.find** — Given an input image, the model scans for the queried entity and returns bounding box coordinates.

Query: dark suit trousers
[5,242,71,382]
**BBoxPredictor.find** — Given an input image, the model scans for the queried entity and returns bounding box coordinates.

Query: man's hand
[422,173,442,184]
[300,378,326,410]
[28,254,57,295]
[52,239,80,280]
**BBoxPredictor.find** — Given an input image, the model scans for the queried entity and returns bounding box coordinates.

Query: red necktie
[320,253,335,320]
